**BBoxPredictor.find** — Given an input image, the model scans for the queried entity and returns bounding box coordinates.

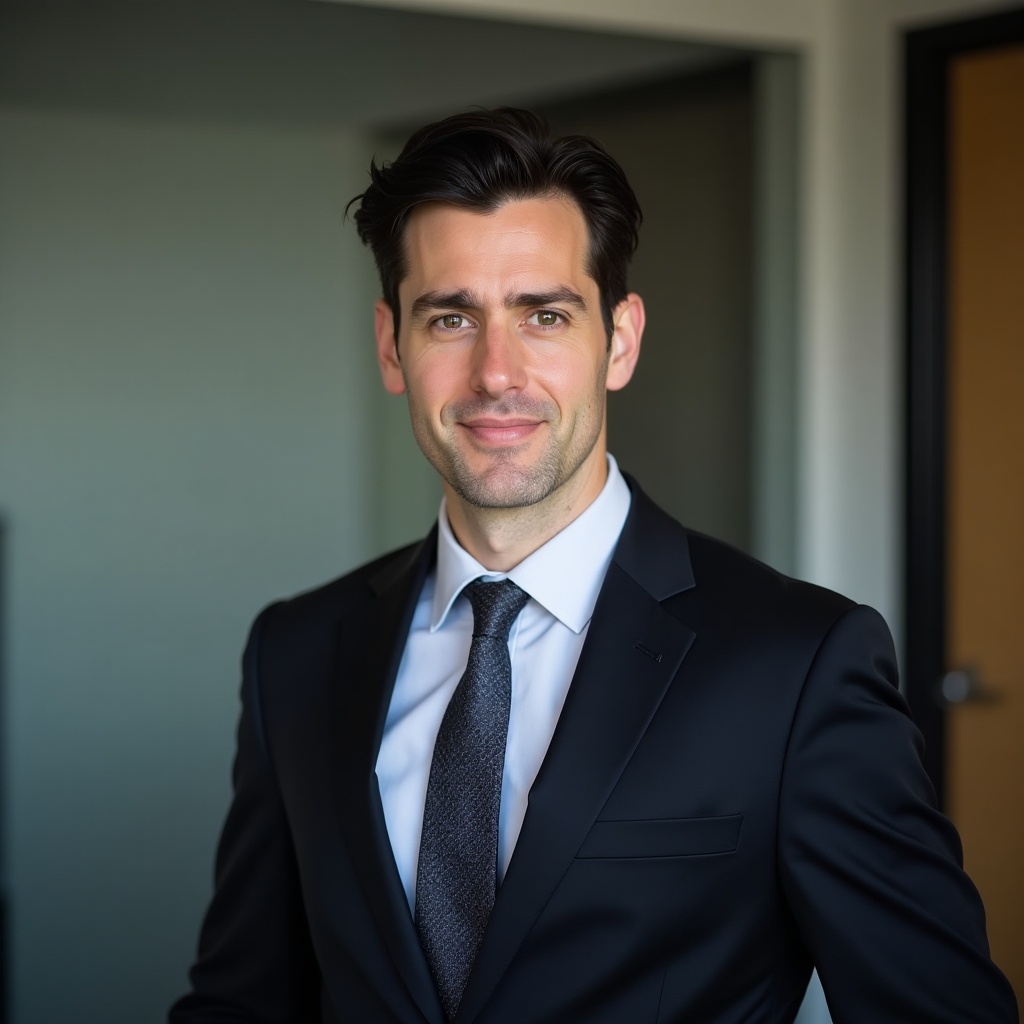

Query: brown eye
[440,314,465,329]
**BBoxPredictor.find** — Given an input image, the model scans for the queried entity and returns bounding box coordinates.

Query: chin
[448,462,560,510]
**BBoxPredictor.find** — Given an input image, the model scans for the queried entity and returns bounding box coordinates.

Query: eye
[528,309,565,327]
[438,314,468,330]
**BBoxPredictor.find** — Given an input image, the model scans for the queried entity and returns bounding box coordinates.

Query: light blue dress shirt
[375,455,632,912]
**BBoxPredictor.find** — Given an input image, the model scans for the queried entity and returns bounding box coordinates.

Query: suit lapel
[457,485,697,1022]
[333,530,446,1024]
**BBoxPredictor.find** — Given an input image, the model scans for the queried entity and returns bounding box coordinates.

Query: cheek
[405,361,457,417]
[534,351,606,407]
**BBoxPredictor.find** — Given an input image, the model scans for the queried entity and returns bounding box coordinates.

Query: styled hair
[348,108,642,339]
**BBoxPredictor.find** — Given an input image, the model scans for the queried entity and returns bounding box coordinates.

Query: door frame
[904,5,1024,808]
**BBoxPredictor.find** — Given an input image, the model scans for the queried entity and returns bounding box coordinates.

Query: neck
[444,452,609,572]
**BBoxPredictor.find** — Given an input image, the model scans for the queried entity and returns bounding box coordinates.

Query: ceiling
[1,0,748,128]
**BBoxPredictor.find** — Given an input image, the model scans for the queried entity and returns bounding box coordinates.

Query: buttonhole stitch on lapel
[633,641,663,663]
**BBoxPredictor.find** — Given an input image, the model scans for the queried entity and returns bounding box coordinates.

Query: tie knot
[465,578,528,640]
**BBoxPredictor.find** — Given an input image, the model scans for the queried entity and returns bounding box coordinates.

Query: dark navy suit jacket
[170,480,1017,1023]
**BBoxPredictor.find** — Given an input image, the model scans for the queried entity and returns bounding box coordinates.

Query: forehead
[399,196,592,296]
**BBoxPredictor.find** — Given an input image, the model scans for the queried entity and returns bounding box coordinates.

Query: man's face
[374,196,642,517]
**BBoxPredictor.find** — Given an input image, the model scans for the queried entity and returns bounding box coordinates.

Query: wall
[0,106,382,1022]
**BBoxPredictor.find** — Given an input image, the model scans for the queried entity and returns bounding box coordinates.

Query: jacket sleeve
[777,604,1017,1023]
[168,605,321,1023]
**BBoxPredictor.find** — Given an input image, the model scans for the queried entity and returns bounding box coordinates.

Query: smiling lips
[459,418,542,446]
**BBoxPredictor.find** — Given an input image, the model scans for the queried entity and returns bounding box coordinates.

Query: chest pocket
[576,813,742,859]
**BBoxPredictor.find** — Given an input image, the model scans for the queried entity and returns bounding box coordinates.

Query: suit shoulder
[235,537,431,703]
[255,538,426,640]
[620,478,859,637]
[683,528,857,636]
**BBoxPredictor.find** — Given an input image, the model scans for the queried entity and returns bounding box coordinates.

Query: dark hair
[348,108,642,339]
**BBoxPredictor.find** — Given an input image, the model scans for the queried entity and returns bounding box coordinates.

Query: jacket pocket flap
[576,814,742,859]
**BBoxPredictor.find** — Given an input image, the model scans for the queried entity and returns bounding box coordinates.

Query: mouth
[458,418,542,446]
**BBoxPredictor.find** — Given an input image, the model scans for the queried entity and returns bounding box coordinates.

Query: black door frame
[903,5,1024,808]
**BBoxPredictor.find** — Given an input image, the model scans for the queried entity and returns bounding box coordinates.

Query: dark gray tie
[415,578,529,1021]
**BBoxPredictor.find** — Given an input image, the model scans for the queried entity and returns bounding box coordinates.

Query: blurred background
[0,0,1020,1021]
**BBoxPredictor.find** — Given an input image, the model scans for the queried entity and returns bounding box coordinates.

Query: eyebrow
[409,286,590,321]
[511,288,589,313]
[410,290,478,321]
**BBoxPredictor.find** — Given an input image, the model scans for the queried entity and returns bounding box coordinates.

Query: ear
[605,293,645,392]
[374,299,406,396]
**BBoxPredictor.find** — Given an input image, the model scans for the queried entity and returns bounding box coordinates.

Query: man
[170,109,1016,1023]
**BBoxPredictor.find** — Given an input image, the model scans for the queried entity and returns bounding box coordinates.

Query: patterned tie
[415,578,529,1021]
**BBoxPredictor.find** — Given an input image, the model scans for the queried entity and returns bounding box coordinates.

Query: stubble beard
[407,393,606,511]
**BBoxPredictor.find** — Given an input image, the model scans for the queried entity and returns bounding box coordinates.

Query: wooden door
[946,40,1024,1007]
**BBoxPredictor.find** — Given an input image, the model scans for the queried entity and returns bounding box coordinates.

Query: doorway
[905,7,1024,1009]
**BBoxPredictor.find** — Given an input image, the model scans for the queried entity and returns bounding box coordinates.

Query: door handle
[935,666,1002,707]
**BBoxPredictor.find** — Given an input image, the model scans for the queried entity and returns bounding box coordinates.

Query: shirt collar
[431,454,632,634]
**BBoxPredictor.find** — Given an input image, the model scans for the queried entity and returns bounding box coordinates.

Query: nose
[469,320,527,397]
